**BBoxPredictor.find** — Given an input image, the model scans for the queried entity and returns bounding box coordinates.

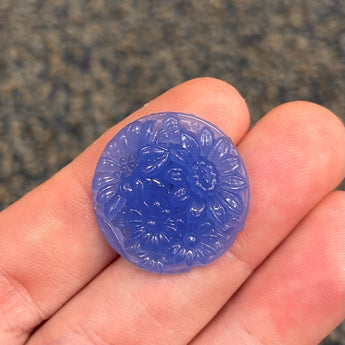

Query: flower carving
[136,115,248,225]
[92,113,249,273]
[124,199,181,249]
[169,221,223,266]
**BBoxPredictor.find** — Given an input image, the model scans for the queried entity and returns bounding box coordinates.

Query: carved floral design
[92,113,249,273]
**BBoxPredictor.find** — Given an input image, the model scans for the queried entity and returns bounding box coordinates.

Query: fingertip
[269,100,344,134]
[250,100,344,184]
[179,77,247,105]
[279,101,344,178]
[150,77,251,142]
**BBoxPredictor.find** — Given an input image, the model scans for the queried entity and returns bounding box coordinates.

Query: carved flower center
[183,233,198,247]
[190,160,218,194]
[147,217,157,227]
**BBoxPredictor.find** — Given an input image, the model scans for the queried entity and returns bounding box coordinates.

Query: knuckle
[0,267,45,343]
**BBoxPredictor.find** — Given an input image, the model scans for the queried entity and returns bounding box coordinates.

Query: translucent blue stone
[92,112,250,273]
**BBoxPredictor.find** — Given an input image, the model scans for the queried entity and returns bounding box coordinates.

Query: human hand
[1,78,344,345]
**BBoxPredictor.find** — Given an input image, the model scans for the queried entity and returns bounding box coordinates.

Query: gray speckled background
[0,0,344,343]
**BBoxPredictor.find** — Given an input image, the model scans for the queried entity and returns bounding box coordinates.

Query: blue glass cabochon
[92,112,250,273]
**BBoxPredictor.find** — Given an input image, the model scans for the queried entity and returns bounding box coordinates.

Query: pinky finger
[191,191,345,345]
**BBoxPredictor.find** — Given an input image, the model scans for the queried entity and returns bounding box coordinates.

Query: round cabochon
[92,112,249,273]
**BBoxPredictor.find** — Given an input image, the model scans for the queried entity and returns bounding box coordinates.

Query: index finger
[0,77,250,345]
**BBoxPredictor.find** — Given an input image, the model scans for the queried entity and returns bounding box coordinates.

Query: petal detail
[156,115,182,144]
[138,145,169,175]
[92,172,121,188]
[104,138,127,157]
[209,137,233,163]
[126,209,143,225]
[139,119,157,146]
[199,127,214,157]
[217,156,240,175]
[96,184,118,204]
[180,131,200,158]
[126,120,142,147]
[162,115,182,132]
[208,197,227,223]
[187,199,206,218]
[185,250,194,266]
[197,221,213,234]
[164,222,178,234]
[104,194,126,220]
[142,178,167,201]
[221,175,247,191]
[172,187,190,204]
[121,177,144,199]
[165,167,186,183]
[219,190,243,214]
[199,241,218,256]
[119,133,130,149]
[97,156,121,173]
[195,249,208,264]
[170,146,193,164]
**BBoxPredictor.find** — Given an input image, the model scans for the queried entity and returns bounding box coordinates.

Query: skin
[0,77,344,345]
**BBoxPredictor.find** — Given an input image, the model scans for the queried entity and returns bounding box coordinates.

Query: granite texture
[0,0,344,343]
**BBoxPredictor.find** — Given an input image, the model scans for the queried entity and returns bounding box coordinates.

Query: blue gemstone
[92,112,250,273]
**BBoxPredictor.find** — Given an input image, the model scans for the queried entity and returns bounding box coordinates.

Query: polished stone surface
[92,113,249,273]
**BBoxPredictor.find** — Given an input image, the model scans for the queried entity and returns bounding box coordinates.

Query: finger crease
[237,321,271,345]
[76,325,114,345]
[0,267,47,338]
[128,287,177,344]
